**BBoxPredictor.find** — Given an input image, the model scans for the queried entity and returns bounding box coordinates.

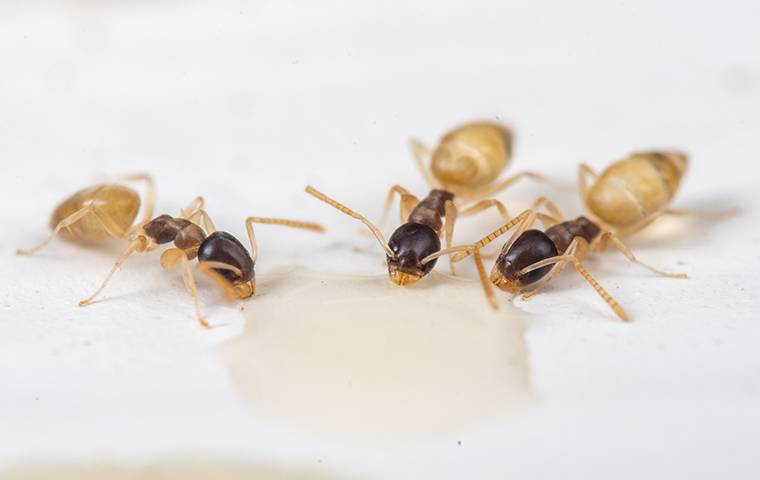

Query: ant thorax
[143,214,207,258]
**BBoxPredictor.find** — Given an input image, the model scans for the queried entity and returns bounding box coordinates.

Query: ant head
[198,231,255,285]
[491,230,558,292]
[386,223,441,287]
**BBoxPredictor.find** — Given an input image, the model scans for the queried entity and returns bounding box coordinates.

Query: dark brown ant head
[144,214,207,258]
[491,229,558,293]
[198,231,256,297]
[386,222,441,286]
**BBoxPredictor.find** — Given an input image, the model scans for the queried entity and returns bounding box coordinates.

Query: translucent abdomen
[50,184,140,240]
[431,123,512,188]
[586,151,687,231]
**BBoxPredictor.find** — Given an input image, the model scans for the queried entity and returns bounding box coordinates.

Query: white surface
[1,1,759,478]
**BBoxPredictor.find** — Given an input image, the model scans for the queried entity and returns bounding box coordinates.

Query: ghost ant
[388,122,547,272]
[579,151,690,236]
[305,186,489,287]
[409,122,545,203]
[19,183,323,327]
[454,193,688,321]
[75,197,325,327]
[17,174,157,256]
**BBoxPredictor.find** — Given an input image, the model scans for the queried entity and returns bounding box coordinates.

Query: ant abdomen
[586,151,687,229]
[198,231,255,283]
[51,185,141,240]
[431,123,512,188]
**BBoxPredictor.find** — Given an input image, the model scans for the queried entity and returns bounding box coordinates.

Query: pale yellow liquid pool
[1,460,341,480]
[219,268,532,441]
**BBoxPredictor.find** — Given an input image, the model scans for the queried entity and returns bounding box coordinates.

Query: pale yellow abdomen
[50,184,140,240]
[586,152,686,230]
[431,123,512,188]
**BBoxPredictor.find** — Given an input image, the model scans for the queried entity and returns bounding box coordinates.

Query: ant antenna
[420,245,473,265]
[472,249,498,310]
[305,185,394,258]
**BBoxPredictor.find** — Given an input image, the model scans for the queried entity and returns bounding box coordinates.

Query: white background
[1,1,759,478]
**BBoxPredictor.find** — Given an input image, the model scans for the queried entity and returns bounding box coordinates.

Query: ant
[453,153,691,321]
[18,179,323,327]
[305,186,489,287]
[17,173,156,256]
[75,197,324,327]
[356,123,547,275]
[579,150,689,236]
[409,121,545,203]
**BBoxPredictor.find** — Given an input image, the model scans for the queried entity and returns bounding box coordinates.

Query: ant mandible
[305,186,487,287]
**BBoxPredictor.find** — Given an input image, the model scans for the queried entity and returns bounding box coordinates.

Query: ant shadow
[622,195,743,250]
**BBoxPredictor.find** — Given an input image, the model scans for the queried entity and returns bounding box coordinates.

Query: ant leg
[197,262,242,300]
[459,198,511,223]
[480,171,547,198]
[245,216,325,264]
[17,207,93,255]
[378,185,420,229]
[17,204,127,255]
[117,173,156,223]
[180,197,217,233]
[664,208,689,216]
[305,186,394,257]
[89,206,133,239]
[444,200,458,274]
[408,138,441,189]
[578,164,599,203]
[521,252,628,321]
[451,209,537,263]
[535,213,561,228]
[594,231,688,278]
[531,196,565,222]
[522,238,583,300]
[159,247,185,270]
[181,196,204,218]
[78,237,146,306]
[664,208,741,221]
[189,209,217,234]
[179,255,209,328]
